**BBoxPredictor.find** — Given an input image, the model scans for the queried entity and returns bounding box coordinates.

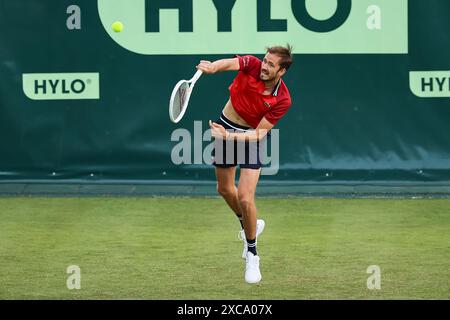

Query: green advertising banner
[98,0,408,54]
[0,0,449,187]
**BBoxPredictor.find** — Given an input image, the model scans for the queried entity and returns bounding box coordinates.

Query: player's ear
[278,67,286,77]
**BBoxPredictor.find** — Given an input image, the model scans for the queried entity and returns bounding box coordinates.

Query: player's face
[260,53,284,82]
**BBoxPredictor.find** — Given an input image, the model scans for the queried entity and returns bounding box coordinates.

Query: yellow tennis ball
[112,21,123,33]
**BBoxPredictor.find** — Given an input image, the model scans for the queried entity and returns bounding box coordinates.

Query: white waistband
[219,115,251,132]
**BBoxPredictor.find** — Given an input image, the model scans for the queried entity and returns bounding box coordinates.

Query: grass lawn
[0,197,449,299]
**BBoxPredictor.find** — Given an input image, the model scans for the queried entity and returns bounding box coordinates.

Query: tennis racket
[169,69,203,123]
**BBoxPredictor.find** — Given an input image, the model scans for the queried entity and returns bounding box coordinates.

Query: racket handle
[190,70,203,84]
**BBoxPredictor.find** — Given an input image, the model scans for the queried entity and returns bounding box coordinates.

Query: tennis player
[196,45,293,284]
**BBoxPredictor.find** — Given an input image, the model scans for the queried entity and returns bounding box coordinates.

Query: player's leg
[237,168,261,242]
[215,166,244,228]
[238,167,262,284]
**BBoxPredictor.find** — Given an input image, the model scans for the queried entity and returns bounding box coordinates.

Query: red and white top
[229,55,292,128]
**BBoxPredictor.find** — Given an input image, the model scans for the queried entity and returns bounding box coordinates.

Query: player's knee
[217,184,235,198]
[238,191,254,209]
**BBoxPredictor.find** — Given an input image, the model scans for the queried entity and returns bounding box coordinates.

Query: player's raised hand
[196,60,217,74]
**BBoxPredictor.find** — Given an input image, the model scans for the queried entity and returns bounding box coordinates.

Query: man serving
[196,45,293,284]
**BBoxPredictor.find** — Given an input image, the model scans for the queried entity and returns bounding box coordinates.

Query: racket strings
[178,86,187,113]
[173,83,189,119]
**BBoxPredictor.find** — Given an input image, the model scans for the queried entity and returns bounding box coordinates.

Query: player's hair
[266,44,293,71]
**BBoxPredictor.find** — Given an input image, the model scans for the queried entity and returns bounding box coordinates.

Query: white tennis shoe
[245,252,261,284]
[238,219,265,259]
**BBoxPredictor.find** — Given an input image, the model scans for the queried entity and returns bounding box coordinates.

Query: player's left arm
[209,117,274,142]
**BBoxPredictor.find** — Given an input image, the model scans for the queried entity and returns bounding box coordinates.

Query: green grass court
[1,197,449,299]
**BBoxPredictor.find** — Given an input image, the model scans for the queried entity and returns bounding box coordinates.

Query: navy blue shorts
[212,113,268,170]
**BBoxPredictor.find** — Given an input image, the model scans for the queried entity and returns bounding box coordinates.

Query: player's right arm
[196,58,239,74]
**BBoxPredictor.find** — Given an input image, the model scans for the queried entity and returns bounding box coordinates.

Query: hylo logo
[23,73,100,100]
[98,0,408,55]
[409,71,450,98]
